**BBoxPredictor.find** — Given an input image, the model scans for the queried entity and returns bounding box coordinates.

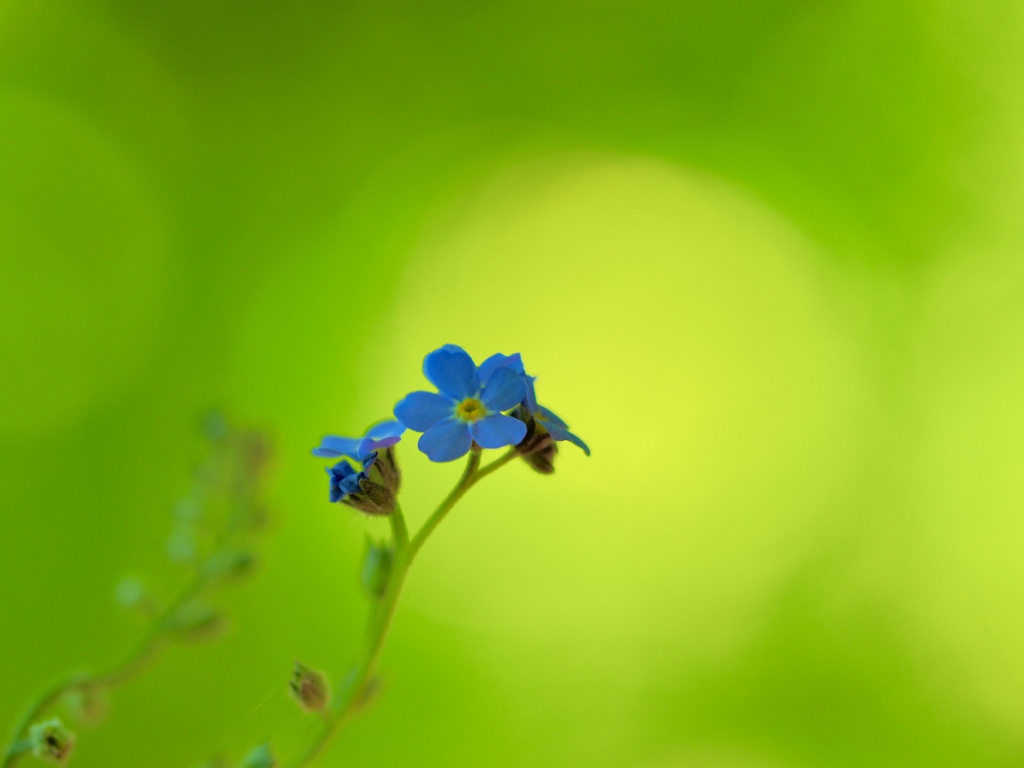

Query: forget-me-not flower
[478,354,590,456]
[394,345,527,462]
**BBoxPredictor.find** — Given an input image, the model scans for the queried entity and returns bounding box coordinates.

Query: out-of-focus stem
[1,573,207,768]
[288,448,518,768]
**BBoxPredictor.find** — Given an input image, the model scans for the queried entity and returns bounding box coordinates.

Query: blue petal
[312,435,361,459]
[538,410,590,456]
[480,366,526,412]
[478,352,536,412]
[564,431,590,456]
[329,481,344,503]
[365,420,406,440]
[357,435,401,459]
[418,417,473,462]
[423,345,480,400]
[522,375,538,413]
[470,413,527,449]
[478,352,524,385]
[341,472,365,494]
[327,460,360,502]
[394,391,456,432]
[328,461,358,480]
[536,405,568,429]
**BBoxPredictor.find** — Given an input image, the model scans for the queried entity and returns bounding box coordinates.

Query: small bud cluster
[343,446,402,516]
[3,414,276,768]
[118,413,273,645]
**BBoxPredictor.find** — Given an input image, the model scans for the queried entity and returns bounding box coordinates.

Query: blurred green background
[3,0,1024,765]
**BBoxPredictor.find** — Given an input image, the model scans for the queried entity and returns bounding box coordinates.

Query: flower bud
[340,481,395,516]
[28,718,75,765]
[360,539,393,598]
[238,743,275,768]
[513,406,557,474]
[369,446,401,496]
[289,661,330,713]
[335,447,402,516]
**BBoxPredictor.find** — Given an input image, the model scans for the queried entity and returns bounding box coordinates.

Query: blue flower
[394,345,527,462]
[478,354,590,456]
[312,420,405,462]
[312,421,405,513]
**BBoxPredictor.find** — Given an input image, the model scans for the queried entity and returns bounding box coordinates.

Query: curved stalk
[288,448,518,768]
[2,574,208,768]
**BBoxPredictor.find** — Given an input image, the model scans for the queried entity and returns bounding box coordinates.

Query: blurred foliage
[2,0,1024,766]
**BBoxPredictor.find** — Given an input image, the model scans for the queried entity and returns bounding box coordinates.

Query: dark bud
[28,718,75,765]
[289,661,330,713]
[513,406,558,474]
[343,447,401,516]
[360,538,393,598]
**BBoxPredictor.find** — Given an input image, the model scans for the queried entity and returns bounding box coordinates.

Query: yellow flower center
[454,398,487,422]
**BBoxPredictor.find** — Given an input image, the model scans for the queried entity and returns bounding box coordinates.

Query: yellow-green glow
[5,2,1024,766]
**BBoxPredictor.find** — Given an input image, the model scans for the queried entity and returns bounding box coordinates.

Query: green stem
[409,448,515,560]
[288,447,518,768]
[389,502,409,552]
[2,573,207,768]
